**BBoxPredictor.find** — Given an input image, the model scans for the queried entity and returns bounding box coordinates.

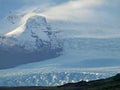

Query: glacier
[0,13,120,86]
[0,37,120,86]
[0,69,118,86]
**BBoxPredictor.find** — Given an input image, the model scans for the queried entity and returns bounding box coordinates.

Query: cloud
[42,0,119,26]
[0,0,120,38]
[0,0,57,35]
[41,0,120,38]
[43,0,118,23]
[42,0,104,22]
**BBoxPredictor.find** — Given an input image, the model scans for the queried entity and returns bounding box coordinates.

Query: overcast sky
[0,0,68,19]
[0,0,120,37]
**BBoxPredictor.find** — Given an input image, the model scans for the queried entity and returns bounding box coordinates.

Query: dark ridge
[0,74,120,90]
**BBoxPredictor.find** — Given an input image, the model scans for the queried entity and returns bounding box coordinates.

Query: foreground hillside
[0,74,120,90]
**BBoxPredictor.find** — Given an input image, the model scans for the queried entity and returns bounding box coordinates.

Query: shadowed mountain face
[0,15,63,69]
[0,74,120,90]
[0,47,62,69]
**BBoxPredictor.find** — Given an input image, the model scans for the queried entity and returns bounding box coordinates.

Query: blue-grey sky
[0,0,120,38]
[0,0,68,19]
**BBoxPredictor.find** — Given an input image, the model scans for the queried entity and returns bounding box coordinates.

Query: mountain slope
[0,15,62,69]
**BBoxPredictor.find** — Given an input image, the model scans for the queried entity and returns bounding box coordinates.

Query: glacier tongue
[0,13,120,86]
[0,67,117,86]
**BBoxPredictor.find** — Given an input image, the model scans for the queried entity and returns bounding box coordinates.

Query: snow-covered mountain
[4,15,61,51]
[0,0,120,87]
[1,31,120,86]
[0,14,62,69]
[0,13,120,87]
[0,13,23,35]
[0,13,120,69]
